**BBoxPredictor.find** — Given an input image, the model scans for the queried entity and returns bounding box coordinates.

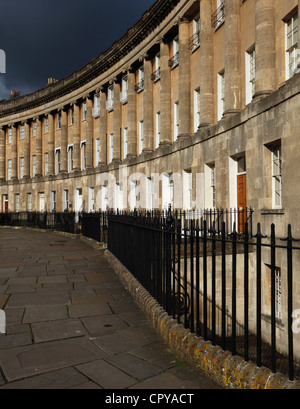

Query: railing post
[244,222,249,362]
[270,223,276,373]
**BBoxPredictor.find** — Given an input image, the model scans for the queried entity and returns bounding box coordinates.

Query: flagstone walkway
[0,227,222,389]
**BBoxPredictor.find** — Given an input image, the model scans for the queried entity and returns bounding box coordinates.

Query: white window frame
[51,190,56,212]
[245,47,255,105]
[32,155,36,177]
[70,107,74,125]
[15,193,20,212]
[44,117,49,133]
[285,13,298,80]
[156,112,161,148]
[162,173,174,211]
[44,153,49,175]
[8,128,12,144]
[109,134,114,163]
[63,189,69,212]
[89,187,95,212]
[123,128,128,159]
[19,157,24,179]
[32,121,37,137]
[174,101,179,140]
[80,141,86,170]
[106,85,114,112]
[20,125,25,140]
[272,144,282,209]
[205,163,216,209]
[27,193,32,212]
[194,88,200,132]
[120,75,128,104]
[55,148,61,175]
[57,112,61,129]
[92,93,100,118]
[7,159,11,180]
[139,120,144,154]
[82,101,87,120]
[183,170,193,210]
[95,138,100,166]
[68,144,74,173]
[218,70,225,121]
[192,17,200,51]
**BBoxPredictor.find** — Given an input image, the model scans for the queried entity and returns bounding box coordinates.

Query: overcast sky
[0,0,155,100]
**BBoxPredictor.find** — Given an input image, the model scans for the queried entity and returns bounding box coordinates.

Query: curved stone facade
[0,0,299,234]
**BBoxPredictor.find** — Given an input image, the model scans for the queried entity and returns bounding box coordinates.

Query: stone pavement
[0,227,222,390]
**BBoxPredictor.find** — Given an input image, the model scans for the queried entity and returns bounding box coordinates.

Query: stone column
[143,56,154,151]
[127,68,137,157]
[47,112,55,175]
[178,17,191,137]
[86,96,93,168]
[11,124,17,180]
[72,101,81,171]
[254,0,275,98]
[200,0,214,126]
[60,108,68,173]
[23,121,30,178]
[160,39,172,145]
[35,116,42,177]
[113,79,121,162]
[0,127,5,181]
[99,88,107,165]
[224,0,241,115]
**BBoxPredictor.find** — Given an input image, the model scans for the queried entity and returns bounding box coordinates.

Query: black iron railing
[107,208,300,381]
[0,211,77,233]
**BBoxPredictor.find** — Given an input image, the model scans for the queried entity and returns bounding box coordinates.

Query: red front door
[237,174,247,232]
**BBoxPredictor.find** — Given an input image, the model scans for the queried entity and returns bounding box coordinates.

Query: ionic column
[113,79,121,162]
[60,108,68,173]
[254,0,275,98]
[35,117,42,177]
[160,39,172,145]
[23,121,30,178]
[178,17,191,137]
[86,96,93,168]
[224,0,241,115]
[0,127,5,181]
[47,113,55,175]
[127,69,137,157]
[200,0,214,126]
[72,102,81,171]
[99,88,107,165]
[11,124,17,180]
[143,56,154,151]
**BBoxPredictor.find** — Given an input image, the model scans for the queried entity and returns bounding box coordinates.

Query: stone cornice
[0,0,180,119]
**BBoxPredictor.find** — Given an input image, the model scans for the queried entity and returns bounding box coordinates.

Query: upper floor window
[245,47,256,104]
[80,141,86,170]
[135,67,144,93]
[174,101,179,140]
[8,128,12,144]
[44,117,49,133]
[19,157,24,179]
[218,70,225,121]
[57,112,61,129]
[194,88,200,132]
[20,124,25,139]
[212,0,225,30]
[272,143,282,208]
[189,17,200,51]
[169,37,179,69]
[32,121,37,137]
[93,93,100,118]
[120,75,128,104]
[106,85,114,112]
[55,148,61,175]
[82,101,87,120]
[139,120,144,154]
[70,107,74,125]
[68,145,74,173]
[151,53,161,82]
[286,12,298,80]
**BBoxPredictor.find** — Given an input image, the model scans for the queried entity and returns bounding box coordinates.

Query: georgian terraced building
[0,0,299,236]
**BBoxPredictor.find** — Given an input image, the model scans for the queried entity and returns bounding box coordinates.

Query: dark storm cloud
[0,0,155,99]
